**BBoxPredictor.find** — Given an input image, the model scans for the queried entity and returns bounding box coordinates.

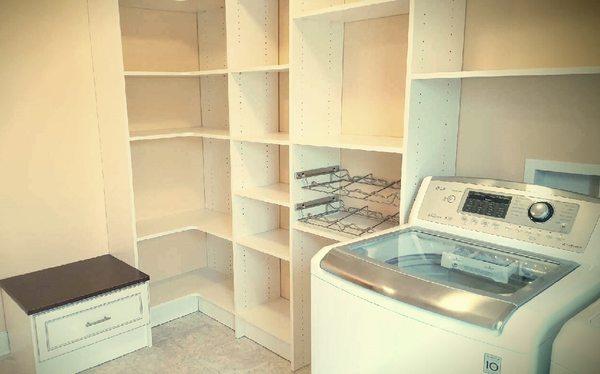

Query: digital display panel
[462,191,512,219]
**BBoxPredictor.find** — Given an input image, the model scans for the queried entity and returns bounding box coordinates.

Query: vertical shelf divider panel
[227,0,293,363]
[399,78,460,221]
[229,72,280,139]
[225,0,279,70]
[398,0,465,221]
[290,231,337,369]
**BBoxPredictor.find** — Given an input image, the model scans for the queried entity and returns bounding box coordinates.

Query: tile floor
[0,312,310,373]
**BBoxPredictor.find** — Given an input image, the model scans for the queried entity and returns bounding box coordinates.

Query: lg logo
[483,353,502,374]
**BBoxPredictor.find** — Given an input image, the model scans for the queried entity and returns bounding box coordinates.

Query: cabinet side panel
[88,0,137,266]
[197,7,228,70]
[400,79,460,222]
[410,0,466,73]
[226,0,279,68]
[200,75,229,130]
[290,232,336,370]
[203,139,232,214]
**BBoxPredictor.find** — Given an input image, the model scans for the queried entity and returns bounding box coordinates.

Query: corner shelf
[295,0,409,23]
[149,268,234,313]
[232,132,290,146]
[229,64,289,74]
[237,298,291,344]
[411,66,600,80]
[136,209,232,242]
[234,183,290,207]
[294,134,403,154]
[237,229,290,261]
[129,127,230,141]
[124,69,229,77]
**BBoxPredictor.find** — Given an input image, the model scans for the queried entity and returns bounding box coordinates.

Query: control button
[446,194,456,203]
[528,202,554,223]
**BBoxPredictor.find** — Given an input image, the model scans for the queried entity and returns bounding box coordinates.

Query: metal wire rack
[296,197,400,237]
[295,166,401,206]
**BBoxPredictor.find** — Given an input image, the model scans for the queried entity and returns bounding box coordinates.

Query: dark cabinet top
[0,255,149,315]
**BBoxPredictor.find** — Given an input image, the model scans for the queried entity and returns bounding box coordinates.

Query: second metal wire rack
[295,166,401,237]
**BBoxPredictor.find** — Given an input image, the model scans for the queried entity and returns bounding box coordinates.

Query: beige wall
[0,0,134,333]
[456,75,600,181]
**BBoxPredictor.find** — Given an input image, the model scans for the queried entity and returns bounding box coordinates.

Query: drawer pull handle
[85,316,111,327]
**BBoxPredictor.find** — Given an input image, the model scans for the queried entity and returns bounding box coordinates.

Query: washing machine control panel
[417,178,600,253]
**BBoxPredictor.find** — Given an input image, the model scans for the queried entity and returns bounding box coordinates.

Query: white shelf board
[232,132,290,145]
[234,183,290,207]
[293,222,350,243]
[229,64,289,74]
[237,229,290,261]
[136,209,232,242]
[124,69,229,77]
[294,134,403,154]
[295,0,409,23]
[150,268,234,312]
[238,298,290,343]
[411,66,600,80]
[119,0,224,13]
[130,127,230,141]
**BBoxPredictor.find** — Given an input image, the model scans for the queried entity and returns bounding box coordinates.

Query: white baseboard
[150,294,235,330]
[0,331,9,357]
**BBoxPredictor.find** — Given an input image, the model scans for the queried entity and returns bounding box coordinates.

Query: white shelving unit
[108,0,600,370]
[295,0,409,22]
[118,0,236,334]
[124,69,229,77]
[129,127,230,142]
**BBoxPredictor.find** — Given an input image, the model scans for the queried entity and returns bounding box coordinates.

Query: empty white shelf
[238,298,290,343]
[237,229,290,261]
[124,69,229,77]
[136,209,232,242]
[234,183,290,207]
[150,268,234,312]
[294,134,403,154]
[295,0,409,23]
[229,64,289,74]
[411,66,600,80]
[293,222,351,243]
[232,132,290,145]
[129,127,230,141]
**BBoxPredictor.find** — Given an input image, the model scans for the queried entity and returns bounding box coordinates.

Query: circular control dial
[528,202,554,223]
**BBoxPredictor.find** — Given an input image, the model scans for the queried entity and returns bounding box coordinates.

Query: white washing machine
[311,177,600,374]
[550,297,600,374]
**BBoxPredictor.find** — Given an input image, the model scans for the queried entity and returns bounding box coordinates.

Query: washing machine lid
[321,228,578,331]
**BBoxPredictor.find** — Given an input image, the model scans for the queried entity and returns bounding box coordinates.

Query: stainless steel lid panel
[320,228,578,330]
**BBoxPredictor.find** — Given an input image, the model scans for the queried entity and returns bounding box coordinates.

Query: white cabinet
[2,282,151,374]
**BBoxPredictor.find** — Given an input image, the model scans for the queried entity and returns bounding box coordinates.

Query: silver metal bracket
[295,165,340,179]
[295,195,340,210]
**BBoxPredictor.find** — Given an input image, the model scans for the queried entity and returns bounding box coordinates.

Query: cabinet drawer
[34,283,149,362]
